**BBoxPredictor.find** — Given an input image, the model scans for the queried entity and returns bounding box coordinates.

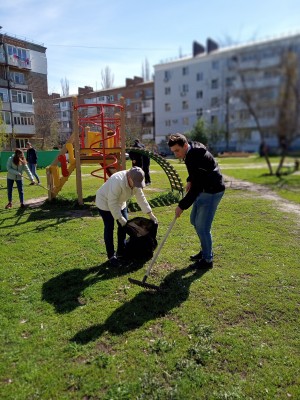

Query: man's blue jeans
[190,191,224,262]
[7,178,24,204]
[28,163,40,183]
[98,208,128,259]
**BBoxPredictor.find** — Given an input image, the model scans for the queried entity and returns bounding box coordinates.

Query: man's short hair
[26,142,31,147]
[167,133,188,147]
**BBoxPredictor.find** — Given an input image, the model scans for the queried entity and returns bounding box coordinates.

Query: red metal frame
[74,103,124,181]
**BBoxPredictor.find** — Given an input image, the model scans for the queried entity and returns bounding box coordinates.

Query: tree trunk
[264,154,273,175]
[275,150,287,176]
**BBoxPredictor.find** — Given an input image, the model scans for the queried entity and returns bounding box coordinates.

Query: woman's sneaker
[190,250,203,261]
[5,202,12,209]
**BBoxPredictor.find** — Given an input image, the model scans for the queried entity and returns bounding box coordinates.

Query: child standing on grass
[5,149,35,209]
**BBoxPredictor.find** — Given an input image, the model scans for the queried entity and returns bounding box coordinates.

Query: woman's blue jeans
[190,191,224,262]
[7,178,24,204]
[98,208,128,259]
[28,163,40,183]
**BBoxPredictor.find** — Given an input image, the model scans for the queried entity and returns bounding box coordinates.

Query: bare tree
[34,98,59,150]
[232,49,300,175]
[276,50,300,175]
[60,77,70,96]
[141,58,150,81]
[101,66,114,89]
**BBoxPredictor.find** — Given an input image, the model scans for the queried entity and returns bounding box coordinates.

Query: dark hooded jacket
[178,141,225,210]
[26,147,38,164]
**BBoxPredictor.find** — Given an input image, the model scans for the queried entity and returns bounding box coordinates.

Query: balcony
[142,100,153,113]
[7,54,31,70]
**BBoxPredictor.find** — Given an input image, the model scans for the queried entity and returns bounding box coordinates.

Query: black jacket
[178,141,225,210]
[26,148,38,164]
[129,142,144,168]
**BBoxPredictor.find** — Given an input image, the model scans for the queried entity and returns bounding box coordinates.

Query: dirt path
[224,175,300,219]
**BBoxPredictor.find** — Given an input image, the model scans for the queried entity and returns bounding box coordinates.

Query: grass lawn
[0,158,299,399]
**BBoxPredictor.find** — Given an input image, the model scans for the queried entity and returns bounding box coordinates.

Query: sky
[1,0,300,95]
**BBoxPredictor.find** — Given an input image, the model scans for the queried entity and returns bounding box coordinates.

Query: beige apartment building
[0,31,48,149]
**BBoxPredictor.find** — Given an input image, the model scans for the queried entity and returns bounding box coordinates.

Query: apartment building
[154,33,300,152]
[0,31,48,149]
[50,76,155,146]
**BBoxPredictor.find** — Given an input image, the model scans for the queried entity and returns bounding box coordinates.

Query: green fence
[0,150,60,172]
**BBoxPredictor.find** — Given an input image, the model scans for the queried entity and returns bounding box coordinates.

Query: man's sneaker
[5,202,12,209]
[192,258,213,269]
[30,182,35,185]
[109,255,121,267]
[190,250,203,261]
[20,203,26,208]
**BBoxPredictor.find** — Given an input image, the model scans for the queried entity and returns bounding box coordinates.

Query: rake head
[128,277,162,291]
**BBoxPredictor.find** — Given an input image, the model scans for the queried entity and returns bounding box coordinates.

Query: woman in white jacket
[96,167,158,267]
[6,149,35,209]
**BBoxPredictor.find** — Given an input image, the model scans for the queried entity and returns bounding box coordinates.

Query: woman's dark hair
[167,133,188,147]
[13,149,24,165]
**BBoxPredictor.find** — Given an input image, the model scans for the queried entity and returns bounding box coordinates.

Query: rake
[128,216,177,291]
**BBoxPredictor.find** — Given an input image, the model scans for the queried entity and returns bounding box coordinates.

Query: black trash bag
[124,217,158,260]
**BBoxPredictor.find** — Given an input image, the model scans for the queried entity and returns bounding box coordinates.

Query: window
[164,71,171,82]
[135,104,139,111]
[181,84,189,94]
[182,101,189,110]
[165,87,171,95]
[212,60,219,70]
[16,139,27,148]
[239,110,250,120]
[144,88,153,98]
[196,72,203,81]
[1,111,11,125]
[165,103,171,111]
[11,90,33,104]
[182,67,189,76]
[182,117,189,125]
[226,77,235,87]
[0,88,9,102]
[126,99,131,106]
[196,108,203,117]
[211,79,218,89]
[165,120,171,127]
[211,115,218,124]
[13,113,34,125]
[211,97,219,107]
[196,90,203,99]
[9,71,25,84]
[6,44,30,68]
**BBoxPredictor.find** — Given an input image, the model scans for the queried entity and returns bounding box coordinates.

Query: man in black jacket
[168,133,225,269]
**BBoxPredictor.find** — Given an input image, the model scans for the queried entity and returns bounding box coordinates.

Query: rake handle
[22,174,51,193]
[144,216,177,279]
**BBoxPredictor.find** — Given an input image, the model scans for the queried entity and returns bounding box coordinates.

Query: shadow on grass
[70,265,209,344]
[41,259,150,314]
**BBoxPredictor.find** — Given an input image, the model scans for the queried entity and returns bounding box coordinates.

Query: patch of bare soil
[26,197,48,208]
[26,197,93,217]
[224,175,300,219]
